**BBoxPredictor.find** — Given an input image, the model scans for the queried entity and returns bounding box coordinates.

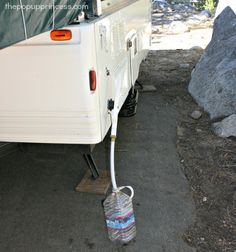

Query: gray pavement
[0,89,196,252]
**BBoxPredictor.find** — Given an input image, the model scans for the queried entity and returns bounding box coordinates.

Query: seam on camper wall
[19,0,28,40]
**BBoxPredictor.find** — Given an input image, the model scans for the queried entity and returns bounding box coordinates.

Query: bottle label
[106,212,135,230]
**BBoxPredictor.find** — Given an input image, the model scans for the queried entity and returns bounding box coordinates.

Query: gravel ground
[0,73,196,252]
[151,1,213,50]
[139,49,236,252]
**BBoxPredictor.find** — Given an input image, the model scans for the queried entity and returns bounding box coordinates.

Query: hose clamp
[111,135,116,141]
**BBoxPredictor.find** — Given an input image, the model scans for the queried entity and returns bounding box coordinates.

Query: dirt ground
[139,49,236,252]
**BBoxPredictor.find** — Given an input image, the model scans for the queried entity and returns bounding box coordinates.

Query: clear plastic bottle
[103,187,136,243]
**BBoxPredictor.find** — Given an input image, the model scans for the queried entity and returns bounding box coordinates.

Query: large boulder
[188,7,236,119]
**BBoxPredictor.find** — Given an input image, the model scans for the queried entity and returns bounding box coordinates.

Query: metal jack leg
[75,144,111,195]
[83,153,100,180]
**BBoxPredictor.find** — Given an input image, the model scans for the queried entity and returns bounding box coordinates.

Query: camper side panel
[95,0,151,139]
[0,24,102,144]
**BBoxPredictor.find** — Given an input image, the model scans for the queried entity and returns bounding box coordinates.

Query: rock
[152,0,172,12]
[152,27,160,34]
[190,46,203,51]
[177,126,185,137]
[179,63,190,69]
[188,7,236,119]
[186,17,199,24]
[167,21,189,34]
[187,13,208,23]
[174,13,183,20]
[212,114,236,138]
[202,197,207,202]
[196,128,202,133]
[191,110,202,119]
[200,9,211,18]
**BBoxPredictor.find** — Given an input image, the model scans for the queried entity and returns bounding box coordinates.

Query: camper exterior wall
[95,0,151,139]
[0,24,101,144]
[0,0,151,144]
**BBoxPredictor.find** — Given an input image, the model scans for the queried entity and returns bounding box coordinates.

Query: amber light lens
[89,70,97,91]
[50,30,72,41]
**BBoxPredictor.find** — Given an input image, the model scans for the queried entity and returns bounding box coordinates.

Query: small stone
[200,9,211,18]
[190,110,202,120]
[152,28,160,34]
[174,14,183,20]
[179,63,190,69]
[196,128,202,133]
[190,46,203,51]
[177,126,185,137]
[203,197,207,202]
[200,237,205,241]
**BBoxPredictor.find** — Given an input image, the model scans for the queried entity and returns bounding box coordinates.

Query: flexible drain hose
[109,109,135,194]
[104,88,136,244]
[110,139,118,191]
[110,109,119,192]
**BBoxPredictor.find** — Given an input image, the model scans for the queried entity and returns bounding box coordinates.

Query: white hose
[110,138,135,198]
[110,140,118,191]
[109,79,134,196]
[110,107,119,192]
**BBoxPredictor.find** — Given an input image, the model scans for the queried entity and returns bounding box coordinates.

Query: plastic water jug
[103,186,136,243]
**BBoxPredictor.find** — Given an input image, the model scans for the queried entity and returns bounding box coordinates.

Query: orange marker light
[50,30,72,41]
[89,70,97,91]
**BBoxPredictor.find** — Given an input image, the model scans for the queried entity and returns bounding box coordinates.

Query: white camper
[0,0,151,144]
